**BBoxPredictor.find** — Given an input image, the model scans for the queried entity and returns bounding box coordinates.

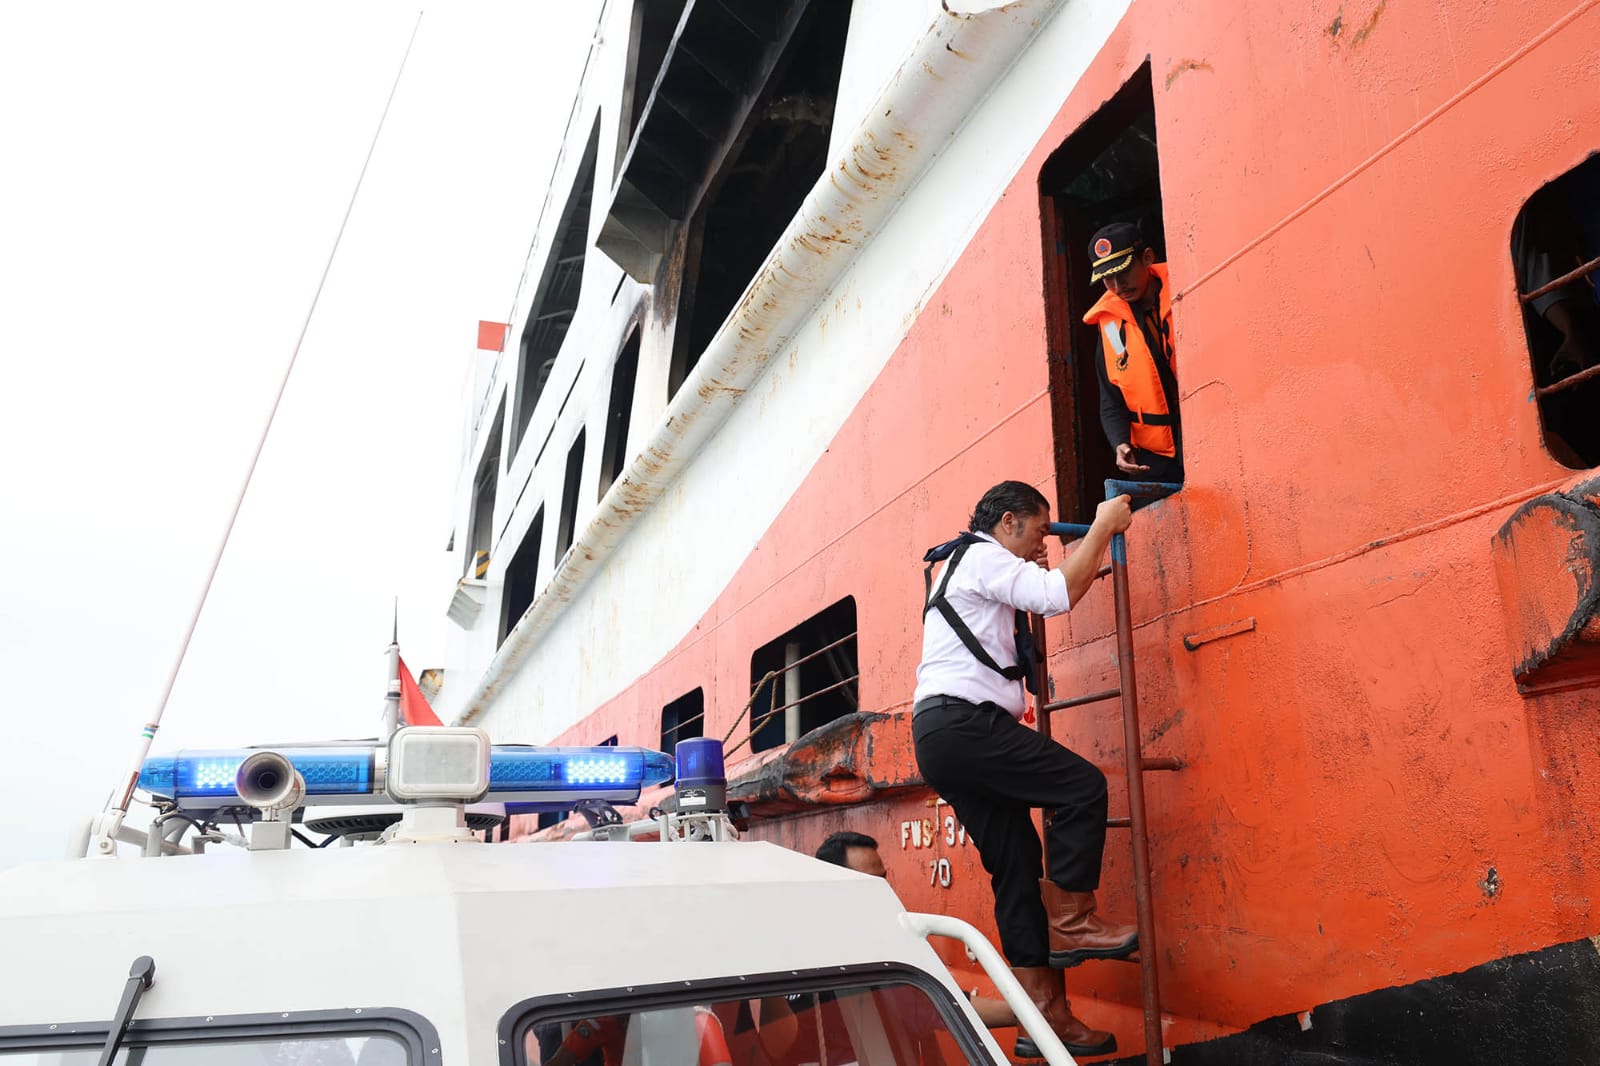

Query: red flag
[398,656,443,727]
[477,321,510,352]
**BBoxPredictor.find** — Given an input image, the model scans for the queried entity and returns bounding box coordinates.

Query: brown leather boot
[1009,966,1116,1058]
[1040,880,1139,968]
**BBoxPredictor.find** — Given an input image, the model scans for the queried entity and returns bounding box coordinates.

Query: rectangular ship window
[499,508,544,647]
[598,328,641,498]
[465,399,504,578]
[555,429,587,560]
[748,597,858,754]
[512,118,600,460]
[660,688,705,752]
[670,0,853,397]
[599,0,853,386]
[1039,63,1180,521]
[1512,152,1600,468]
[616,0,687,173]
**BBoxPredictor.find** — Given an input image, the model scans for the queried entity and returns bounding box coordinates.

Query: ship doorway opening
[748,596,859,754]
[669,0,853,398]
[1039,64,1176,522]
[1512,152,1600,469]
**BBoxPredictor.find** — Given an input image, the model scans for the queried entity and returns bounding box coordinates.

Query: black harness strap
[922,533,1036,691]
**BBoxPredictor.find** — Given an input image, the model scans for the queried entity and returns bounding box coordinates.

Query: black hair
[968,480,1050,534]
[815,830,879,867]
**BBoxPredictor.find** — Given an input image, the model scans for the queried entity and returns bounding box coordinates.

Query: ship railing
[742,631,860,751]
[663,632,864,757]
[1520,253,1600,398]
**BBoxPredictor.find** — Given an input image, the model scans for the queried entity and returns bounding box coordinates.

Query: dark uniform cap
[1088,222,1143,283]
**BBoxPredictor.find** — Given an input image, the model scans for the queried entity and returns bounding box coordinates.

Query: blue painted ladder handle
[1046,522,1092,540]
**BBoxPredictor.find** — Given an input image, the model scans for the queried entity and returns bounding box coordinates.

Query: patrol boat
[0,730,1075,1066]
[431,0,1600,1062]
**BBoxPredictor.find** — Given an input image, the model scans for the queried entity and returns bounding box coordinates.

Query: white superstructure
[435,0,1131,740]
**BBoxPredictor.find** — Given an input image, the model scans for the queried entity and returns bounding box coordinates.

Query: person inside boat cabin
[754,833,1009,1066]
[1084,221,1183,485]
[813,831,1017,1031]
[913,481,1134,1060]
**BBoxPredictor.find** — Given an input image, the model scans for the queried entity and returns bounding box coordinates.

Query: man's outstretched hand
[1114,443,1151,473]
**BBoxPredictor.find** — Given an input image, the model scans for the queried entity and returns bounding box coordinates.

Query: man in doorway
[1086,221,1182,485]
[912,481,1135,1059]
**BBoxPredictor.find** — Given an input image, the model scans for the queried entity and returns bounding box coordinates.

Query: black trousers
[913,695,1109,967]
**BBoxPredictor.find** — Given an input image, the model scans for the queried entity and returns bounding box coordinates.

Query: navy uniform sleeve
[1096,329,1133,449]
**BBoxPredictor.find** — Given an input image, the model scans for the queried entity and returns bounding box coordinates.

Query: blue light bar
[137,743,676,810]
[138,748,374,805]
[488,746,676,793]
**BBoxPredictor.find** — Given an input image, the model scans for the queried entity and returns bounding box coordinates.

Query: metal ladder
[1036,478,1182,1066]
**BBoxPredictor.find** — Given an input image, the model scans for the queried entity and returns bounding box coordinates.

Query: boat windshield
[522,981,978,1066]
[0,1034,408,1066]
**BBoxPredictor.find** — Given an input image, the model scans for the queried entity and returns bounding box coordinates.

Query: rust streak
[1145,708,1186,745]
[1164,58,1214,89]
[1351,0,1387,45]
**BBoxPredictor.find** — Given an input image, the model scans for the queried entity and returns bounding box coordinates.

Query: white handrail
[898,911,1078,1066]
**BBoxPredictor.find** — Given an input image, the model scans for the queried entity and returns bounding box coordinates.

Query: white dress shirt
[913,532,1073,718]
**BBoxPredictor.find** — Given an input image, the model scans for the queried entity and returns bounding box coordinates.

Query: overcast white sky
[0,2,599,868]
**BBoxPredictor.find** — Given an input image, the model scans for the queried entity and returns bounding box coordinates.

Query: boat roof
[0,842,956,1064]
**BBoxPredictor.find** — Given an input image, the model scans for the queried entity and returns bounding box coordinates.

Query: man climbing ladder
[913,479,1136,1059]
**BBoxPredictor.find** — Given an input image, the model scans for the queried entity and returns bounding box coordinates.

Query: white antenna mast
[88,12,427,857]
[382,597,402,737]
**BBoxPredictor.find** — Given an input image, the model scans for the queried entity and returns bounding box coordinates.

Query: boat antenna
[87,11,427,858]
[382,597,402,738]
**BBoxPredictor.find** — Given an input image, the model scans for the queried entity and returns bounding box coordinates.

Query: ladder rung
[1044,687,1121,713]
[1086,757,1184,777]
[1107,816,1130,828]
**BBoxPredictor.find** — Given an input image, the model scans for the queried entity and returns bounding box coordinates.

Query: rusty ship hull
[437,0,1600,1060]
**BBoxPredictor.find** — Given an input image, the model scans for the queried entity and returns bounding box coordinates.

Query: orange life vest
[692,1007,733,1066]
[1083,263,1177,458]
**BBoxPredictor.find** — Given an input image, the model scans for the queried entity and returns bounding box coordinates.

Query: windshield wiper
[97,956,156,1066]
